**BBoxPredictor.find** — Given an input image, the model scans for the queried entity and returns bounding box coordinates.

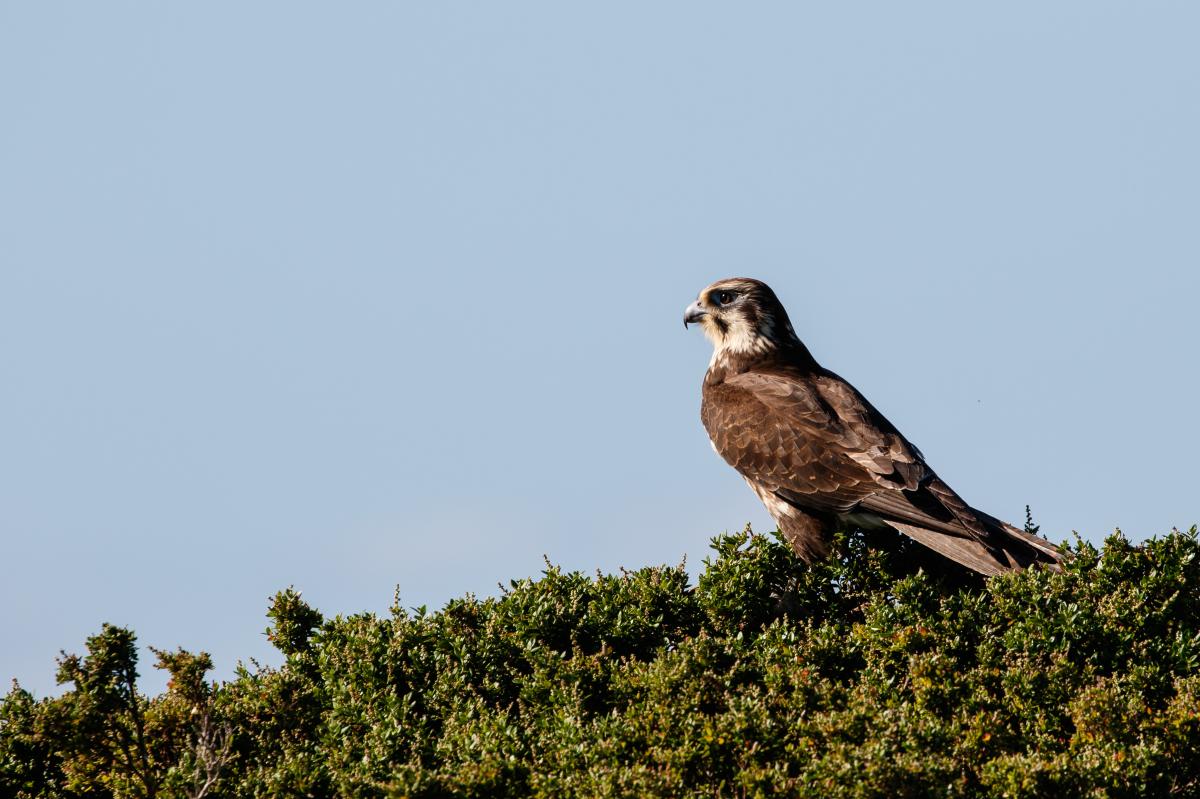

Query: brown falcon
[685,277,1062,576]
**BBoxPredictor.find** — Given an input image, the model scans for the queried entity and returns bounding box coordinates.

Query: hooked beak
[683,301,707,329]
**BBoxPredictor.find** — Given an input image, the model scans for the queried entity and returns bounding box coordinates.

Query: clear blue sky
[3,3,1197,697]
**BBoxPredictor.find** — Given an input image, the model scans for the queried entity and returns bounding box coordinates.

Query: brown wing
[702,365,1064,574]
[702,368,996,542]
[701,368,928,514]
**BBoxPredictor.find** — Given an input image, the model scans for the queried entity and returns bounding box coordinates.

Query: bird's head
[684,277,799,358]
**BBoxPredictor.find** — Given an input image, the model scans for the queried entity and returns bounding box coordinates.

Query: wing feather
[702,368,925,514]
[704,368,995,545]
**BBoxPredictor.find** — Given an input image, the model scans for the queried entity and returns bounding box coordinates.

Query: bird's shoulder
[704,364,877,432]
[705,365,822,415]
[702,362,926,484]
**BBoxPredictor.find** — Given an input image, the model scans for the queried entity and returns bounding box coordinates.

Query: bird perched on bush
[685,277,1062,576]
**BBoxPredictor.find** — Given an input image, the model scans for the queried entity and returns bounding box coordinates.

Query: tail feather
[888,521,1013,576]
[889,511,1065,576]
[976,510,1067,567]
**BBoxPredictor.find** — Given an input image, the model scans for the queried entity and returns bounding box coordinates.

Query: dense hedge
[5,525,1200,798]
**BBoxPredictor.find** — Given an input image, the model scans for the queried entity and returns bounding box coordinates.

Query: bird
[684,277,1062,576]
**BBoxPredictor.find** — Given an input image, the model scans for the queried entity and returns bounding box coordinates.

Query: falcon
[684,277,1062,575]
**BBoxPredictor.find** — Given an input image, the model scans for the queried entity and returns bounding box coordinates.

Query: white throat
[705,318,775,366]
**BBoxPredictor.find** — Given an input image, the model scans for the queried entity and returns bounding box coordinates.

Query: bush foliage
[5,526,1200,798]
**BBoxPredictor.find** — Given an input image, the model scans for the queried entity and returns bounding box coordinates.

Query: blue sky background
[3,3,1197,697]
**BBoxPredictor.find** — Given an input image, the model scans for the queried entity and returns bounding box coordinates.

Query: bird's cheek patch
[700,315,728,347]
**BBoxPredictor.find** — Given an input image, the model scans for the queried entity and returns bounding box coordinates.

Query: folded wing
[702,368,1063,574]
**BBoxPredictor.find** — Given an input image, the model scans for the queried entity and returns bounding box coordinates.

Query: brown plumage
[685,277,1062,576]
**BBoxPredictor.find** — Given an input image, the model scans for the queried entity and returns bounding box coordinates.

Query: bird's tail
[976,509,1068,569]
[888,512,1065,577]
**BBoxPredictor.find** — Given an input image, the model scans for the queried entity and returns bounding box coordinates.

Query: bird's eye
[713,290,736,306]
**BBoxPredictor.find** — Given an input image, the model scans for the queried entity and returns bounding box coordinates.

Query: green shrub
[5,526,1200,798]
